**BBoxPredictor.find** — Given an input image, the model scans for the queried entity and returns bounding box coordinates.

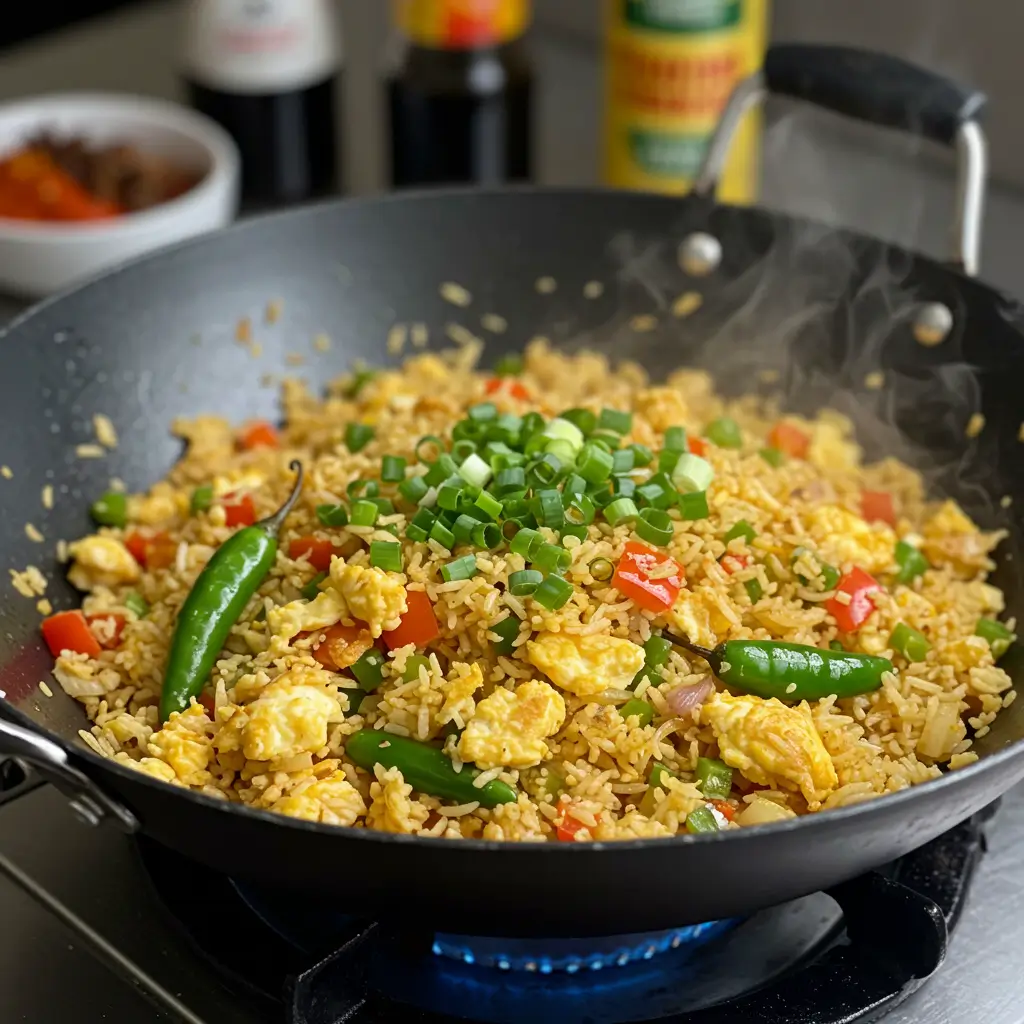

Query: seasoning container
[181,0,342,206]
[387,0,534,187]
[603,0,768,202]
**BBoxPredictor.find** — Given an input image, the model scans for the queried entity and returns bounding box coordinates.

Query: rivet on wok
[679,232,722,277]
[913,302,954,347]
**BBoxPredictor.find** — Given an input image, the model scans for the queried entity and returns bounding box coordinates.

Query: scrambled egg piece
[366,765,429,833]
[67,535,140,590]
[329,561,406,638]
[921,500,995,573]
[437,662,484,729]
[271,771,366,826]
[457,680,565,769]
[941,635,991,674]
[702,692,837,808]
[127,482,187,527]
[807,419,860,472]
[526,633,644,697]
[114,752,179,785]
[635,387,689,433]
[147,705,212,787]
[806,505,895,574]
[268,588,347,642]
[215,666,341,762]
[669,589,718,648]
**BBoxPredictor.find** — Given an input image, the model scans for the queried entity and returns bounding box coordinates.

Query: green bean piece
[696,757,733,800]
[620,698,653,728]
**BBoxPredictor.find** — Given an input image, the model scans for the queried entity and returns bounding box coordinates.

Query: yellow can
[603,0,768,203]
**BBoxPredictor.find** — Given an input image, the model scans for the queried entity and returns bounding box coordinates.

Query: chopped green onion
[561,523,589,542]
[518,411,545,443]
[398,475,429,504]
[686,806,720,834]
[370,497,395,516]
[190,485,213,514]
[590,429,623,449]
[471,522,502,549]
[451,514,478,544]
[577,443,614,484]
[530,453,564,487]
[533,489,565,529]
[613,476,637,498]
[564,494,596,526]
[975,617,1016,660]
[560,408,597,435]
[424,454,459,487]
[402,654,431,682]
[381,455,407,483]
[636,482,665,508]
[894,540,930,585]
[543,439,577,469]
[347,479,380,500]
[452,419,484,444]
[620,698,653,728]
[488,413,523,447]
[890,622,931,662]
[90,491,127,528]
[458,453,493,489]
[678,491,710,521]
[451,439,477,462]
[430,520,456,550]
[631,633,674,689]
[663,426,687,453]
[509,569,543,595]
[351,648,386,691]
[316,503,349,527]
[744,579,763,603]
[612,448,635,475]
[724,520,756,545]
[671,453,714,493]
[300,571,328,601]
[495,467,526,496]
[369,541,403,572]
[759,447,784,467]
[501,498,533,526]
[532,543,571,575]
[350,499,379,527]
[494,354,523,376]
[657,449,681,476]
[416,435,446,463]
[406,507,436,543]
[469,402,498,422]
[636,507,674,546]
[630,443,654,467]
[604,497,639,526]
[542,416,586,450]
[124,591,149,618]
[489,615,521,654]
[344,367,376,398]
[510,527,544,559]
[437,479,464,512]
[696,757,733,799]
[474,490,503,520]
[589,556,614,582]
[598,408,633,435]
[345,422,374,453]
[442,554,478,582]
[705,417,742,449]
[533,574,574,609]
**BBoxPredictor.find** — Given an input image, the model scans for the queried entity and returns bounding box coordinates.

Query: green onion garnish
[560,408,597,435]
[381,455,407,482]
[347,479,379,500]
[510,527,544,560]
[317,503,349,527]
[532,489,565,529]
[350,499,379,527]
[620,698,653,728]
[612,448,635,475]
[489,615,521,654]
[430,520,456,550]
[658,449,681,476]
[677,491,710,521]
[90,491,127,528]
[532,543,571,575]
[406,507,435,543]
[416,435,446,463]
[475,490,503,520]
[489,413,522,446]
[589,556,614,582]
[351,648,385,691]
[494,354,523,377]
[344,367,376,398]
[577,443,614,484]
[451,439,477,462]
[469,402,498,422]
[370,497,395,516]
[451,514,477,544]
[589,429,623,449]
[663,426,687,453]
[471,522,502,549]
[562,473,587,499]
[369,541,403,572]
[598,408,632,435]
[705,417,742,449]
[437,479,464,512]
[604,497,639,526]
[458,453,493,489]
[724,519,756,545]
[636,507,674,546]
[345,422,374,453]
[509,569,543,595]
[613,476,637,498]
[696,757,733,799]
[671,453,714,493]
[124,591,149,618]
[533,574,574,609]
[564,493,596,526]
[518,411,545,444]
[442,554,478,582]
[300,571,328,601]
[890,622,930,662]
[190,485,213,514]
[542,417,585,454]
[630,443,654,467]
[424,454,459,487]
[495,466,527,496]
[398,475,429,504]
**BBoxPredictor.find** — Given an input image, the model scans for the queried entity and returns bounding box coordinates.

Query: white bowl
[0,92,240,297]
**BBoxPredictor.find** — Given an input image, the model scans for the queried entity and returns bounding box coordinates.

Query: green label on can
[628,129,709,177]
[624,0,743,33]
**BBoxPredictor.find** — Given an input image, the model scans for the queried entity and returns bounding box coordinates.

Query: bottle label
[394,0,531,49]
[183,0,340,95]
[603,0,767,203]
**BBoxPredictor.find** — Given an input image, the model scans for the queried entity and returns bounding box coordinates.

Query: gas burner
[135,808,992,1024]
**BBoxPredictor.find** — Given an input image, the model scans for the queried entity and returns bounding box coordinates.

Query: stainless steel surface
[693,72,768,200]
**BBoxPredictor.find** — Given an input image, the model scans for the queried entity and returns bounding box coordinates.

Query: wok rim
[2,184,1021,853]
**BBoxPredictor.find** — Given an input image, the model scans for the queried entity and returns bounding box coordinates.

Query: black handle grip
[764,44,987,146]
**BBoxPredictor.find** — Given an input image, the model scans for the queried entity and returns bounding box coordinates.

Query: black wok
[0,46,1022,938]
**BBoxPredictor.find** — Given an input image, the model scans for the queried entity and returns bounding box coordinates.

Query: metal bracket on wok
[0,716,137,833]
[693,44,988,278]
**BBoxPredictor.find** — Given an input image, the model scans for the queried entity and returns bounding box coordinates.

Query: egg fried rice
[48,340,1016,841]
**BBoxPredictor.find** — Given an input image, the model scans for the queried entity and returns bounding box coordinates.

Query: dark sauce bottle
[182,0,341,207]
[388,1,534,187]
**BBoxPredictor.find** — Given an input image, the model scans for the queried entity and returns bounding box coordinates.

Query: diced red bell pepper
[768,422,810,459]
[85,613,127,650]
[307,623,375,671]
[484,377,531,401]
[223,493,256,528]
[861,490,895,527]
[382,590,440,650]
[42,610,102,658]
[710,799,736,822]
[125,531,176,569]
[239,420,280,450]
[124,531,148,565]
[827,567,881,632]
[198,692,217,717]
[288,536,336,572]
[720,553,751,575]
[613,541,685,613]
[556,798,599,842]
[687,436,707,457]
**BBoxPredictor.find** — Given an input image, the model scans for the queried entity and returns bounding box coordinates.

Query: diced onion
[671,453,714,494]
[665,677,713,715]
[737,796,796,826]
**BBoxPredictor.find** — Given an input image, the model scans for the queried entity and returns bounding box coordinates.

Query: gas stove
[1,777,1022,1024]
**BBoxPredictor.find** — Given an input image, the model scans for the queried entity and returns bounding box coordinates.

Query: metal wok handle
[694,44,989,277]
[0,716,137,833]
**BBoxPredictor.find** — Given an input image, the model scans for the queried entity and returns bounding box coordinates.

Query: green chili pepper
[890,622,931,662]
[696,757,733,799]
[894,540,929,585]
[345,729,517,807]
[686,806,719,834]
[340,689,364,718]
[159,462,304,721]
[667,632,892,701]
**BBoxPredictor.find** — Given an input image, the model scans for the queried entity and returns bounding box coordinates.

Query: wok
[0,46,1022,940]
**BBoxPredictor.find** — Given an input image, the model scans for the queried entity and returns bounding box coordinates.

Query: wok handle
[763,44,986,147]
[0,715,137,833]
[693,45,988,276]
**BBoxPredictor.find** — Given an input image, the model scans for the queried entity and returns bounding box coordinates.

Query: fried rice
[47,339,1015,841]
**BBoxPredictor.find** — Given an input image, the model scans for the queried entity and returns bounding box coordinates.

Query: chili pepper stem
[664,632,722,670]
[257,460,303,534]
